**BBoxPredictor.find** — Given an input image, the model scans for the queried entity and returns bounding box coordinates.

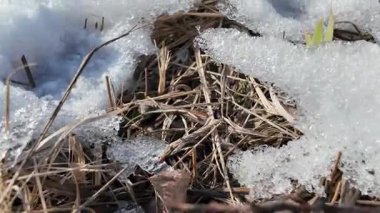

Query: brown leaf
[149,170,191,211]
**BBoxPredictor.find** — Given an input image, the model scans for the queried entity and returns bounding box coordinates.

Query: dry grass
[0,164,11,213]
[119,45,300,190]
[1,115,136,212]
[2,0,380,212]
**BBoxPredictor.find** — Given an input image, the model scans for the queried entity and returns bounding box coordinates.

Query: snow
[218,0,380,41]
[0,1,194,158]
[197,26,380,198]
[107,136,170,177]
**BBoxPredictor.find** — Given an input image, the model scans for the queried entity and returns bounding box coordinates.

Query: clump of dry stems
[120,45,300,189]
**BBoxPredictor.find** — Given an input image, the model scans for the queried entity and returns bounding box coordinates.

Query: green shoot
[312,19,324,46]
[324,9,335,42]
[305,9,335,48]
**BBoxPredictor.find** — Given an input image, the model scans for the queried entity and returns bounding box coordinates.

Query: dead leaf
[149,170,191,212]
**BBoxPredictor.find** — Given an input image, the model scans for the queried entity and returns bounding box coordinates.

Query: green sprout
[305,9,334,48]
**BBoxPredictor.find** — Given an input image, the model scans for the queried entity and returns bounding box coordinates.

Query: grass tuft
[2,0,380,212]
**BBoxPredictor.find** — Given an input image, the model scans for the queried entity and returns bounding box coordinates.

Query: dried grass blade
[105,75,115,110]
[33,159,48,213]
[4,63,37,133]
[157,45,171,95]
[269,87,295,123]
[21,55,36,89]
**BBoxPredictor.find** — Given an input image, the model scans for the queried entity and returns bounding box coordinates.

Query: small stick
[183,12,225,18]
[220,65,227,117]
[100,17,105,31]
[144,68,148,97]
[21,55,36,89]
[331,180,342,203]
[117,80,125,106]
[8,80,30,87]
[191,148,197,181]
[84,18,88,29]
[330,151,342,181]
[105,76,115,110]
[356,200,380,206]
[95,22,98,30]
[110,78,117,106]
[5,78,11,132]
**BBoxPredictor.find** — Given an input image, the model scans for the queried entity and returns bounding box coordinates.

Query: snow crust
[218,0,380,41]
[0,1,194,157]
[107,136,170,176]
[197,27,380,198]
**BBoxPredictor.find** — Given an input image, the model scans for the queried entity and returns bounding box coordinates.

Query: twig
[5,77,10,132]
[144,68,148,97]
[330,151,342,181]
[21,55,36,89]
[191,148,197,183]
[183,12,224,18]
[169,202,251,213]
[105,76,115,110]
[100,17,105,32]
[84,18,88,29]
[331,180,342,203]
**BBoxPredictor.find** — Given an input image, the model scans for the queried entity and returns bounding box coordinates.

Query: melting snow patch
[0,1,194,158]
[197,28,380,198]
[107,136,170,176]
[218,0,380,41]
